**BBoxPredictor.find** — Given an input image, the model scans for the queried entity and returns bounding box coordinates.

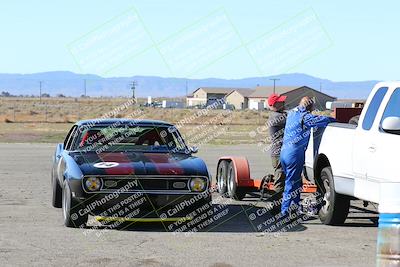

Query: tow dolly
[215,156,317,201]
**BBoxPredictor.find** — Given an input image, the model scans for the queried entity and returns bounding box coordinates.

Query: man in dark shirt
[266,93,287,204]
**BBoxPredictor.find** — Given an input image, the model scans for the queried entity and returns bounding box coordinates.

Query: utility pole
[319,82,322,92]
[77,100,80,120]
[185,80,188,108]
[130,81,137,104]
[45,103,48,122]
[84,79,87,97]
[185,80,188,97]
[13,102,16,122]
[39,81,43,103]
[270,78,280,94]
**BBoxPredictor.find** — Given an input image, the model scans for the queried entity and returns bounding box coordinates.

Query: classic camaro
[51,119,211,228]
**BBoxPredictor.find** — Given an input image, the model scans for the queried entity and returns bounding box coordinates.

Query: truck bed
[328,122,357,129]
[305,122,356,185]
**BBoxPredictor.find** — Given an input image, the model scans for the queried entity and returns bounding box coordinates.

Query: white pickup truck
[305,82,400,225]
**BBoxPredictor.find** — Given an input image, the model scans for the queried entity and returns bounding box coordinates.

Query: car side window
[362,87,388,130]
[64,126,78,150]
[63,126,76,148]
[380,88,400,123]
[68,126,83,151]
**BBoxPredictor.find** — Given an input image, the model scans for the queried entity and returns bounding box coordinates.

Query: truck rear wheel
[217,160,229,197]
[317,167,350,225]
[227,162,246,201]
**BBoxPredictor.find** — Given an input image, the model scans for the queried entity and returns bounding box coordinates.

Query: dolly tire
[217,160,229,197]
[227,162,246,201]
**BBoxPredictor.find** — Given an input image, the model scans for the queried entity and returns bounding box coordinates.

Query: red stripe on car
[145,153,184,175]
[98,153,135,175]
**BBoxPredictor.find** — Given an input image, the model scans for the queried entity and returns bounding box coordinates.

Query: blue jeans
[280,149,305,214]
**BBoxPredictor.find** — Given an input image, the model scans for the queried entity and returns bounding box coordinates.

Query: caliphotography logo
[246,8,333,76]
[68,7,154,75]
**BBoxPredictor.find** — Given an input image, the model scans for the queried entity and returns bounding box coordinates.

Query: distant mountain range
[0,71,381,99]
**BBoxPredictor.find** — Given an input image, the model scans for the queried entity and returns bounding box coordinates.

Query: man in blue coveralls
[280,96,335,216]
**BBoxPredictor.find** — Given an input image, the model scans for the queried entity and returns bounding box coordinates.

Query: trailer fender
[217,156,251,187]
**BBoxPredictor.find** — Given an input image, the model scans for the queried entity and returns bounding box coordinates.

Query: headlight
[189,178,207,192]
[85,177,102,191]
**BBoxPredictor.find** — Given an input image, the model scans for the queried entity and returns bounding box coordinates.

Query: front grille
[82,175,205,194]
[103,178,169,191]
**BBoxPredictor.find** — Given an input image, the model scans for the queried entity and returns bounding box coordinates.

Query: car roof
[75,118,174,127]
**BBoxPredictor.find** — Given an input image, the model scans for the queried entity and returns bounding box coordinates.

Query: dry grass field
[0,97,275,145]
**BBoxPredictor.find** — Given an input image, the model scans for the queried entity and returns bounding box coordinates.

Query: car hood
[69,151,209,177]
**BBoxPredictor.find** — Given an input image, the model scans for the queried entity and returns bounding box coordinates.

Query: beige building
[187,87,231,107]
[225,89,255,109]
[187,87,253,109]
[248,86,336,110]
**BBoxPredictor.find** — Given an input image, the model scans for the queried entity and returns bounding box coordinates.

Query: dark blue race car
[51,119,211,228]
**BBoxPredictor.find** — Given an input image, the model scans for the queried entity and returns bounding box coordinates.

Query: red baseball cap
[268,93,287,106]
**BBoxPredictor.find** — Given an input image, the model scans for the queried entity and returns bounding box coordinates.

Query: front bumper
[68,178,211,218]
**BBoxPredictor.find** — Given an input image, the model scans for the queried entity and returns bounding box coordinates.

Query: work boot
[289,206,314,223]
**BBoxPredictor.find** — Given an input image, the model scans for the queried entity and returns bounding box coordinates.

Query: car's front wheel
[317,167,350,225]
[52,174,62,208]
[62,180,88,228]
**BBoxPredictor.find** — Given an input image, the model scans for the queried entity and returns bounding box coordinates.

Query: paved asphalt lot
[0,143,378,267]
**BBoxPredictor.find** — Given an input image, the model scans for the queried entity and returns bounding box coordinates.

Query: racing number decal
[93,162,120,169]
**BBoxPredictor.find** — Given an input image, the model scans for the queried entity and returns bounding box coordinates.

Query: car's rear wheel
[52,174,62,208]
[227,162,246,201]
[317,167,350,225]
[62,180,88,228]
[217,160,229,196]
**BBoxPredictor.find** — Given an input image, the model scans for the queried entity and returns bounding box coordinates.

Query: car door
[368,87,400,186]
[352,87,388,201]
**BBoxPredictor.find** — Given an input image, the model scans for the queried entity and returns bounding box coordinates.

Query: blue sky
[1,0,398,81]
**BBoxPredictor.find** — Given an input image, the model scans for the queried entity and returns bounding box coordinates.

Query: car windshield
[72,124,188,153]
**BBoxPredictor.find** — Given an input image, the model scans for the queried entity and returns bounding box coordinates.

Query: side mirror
[382,117,400,135]
[57,143,64,152]
[190,146,199,154]
[54,143,64,162]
